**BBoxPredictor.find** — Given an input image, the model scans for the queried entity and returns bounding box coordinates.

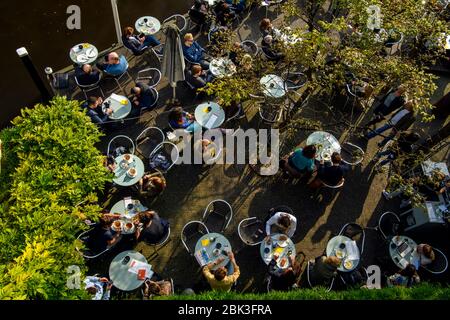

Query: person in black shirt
[134,211,168,245]
[130,82,157,112]
[261,35,284,63]
[214,1,236,26]
[83,96,112,126]
[309,152,347,189]
[186,64,213,89]
[75,64,101,86]
[90,214,122,253]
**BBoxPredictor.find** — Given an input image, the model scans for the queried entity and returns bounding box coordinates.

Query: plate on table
[86,48,96,58]
[77,55,89,63]
[127,169,138,178]
[335,249,346,259]
[343,260,354,270]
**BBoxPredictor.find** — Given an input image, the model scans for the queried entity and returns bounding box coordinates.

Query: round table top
[109,251,149,291]
[260,234,296,269]
[103,94,132,120]
[110,199,148,220]
[135,16,161,35]
[326,235,360,272]
[260,74,287,98]
[389,235,418,270]
[195,102,225,129]
[210,58,237,78]
[195,233,231,271]
[113,154,145,187]
[70,43,98,65]
[306,131,341,162]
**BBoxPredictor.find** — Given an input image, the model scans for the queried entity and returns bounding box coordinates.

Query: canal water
[0,0,190,128]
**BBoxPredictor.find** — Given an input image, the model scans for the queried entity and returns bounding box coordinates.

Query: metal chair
[144,220,171,258]
[241,40,259,56]
[306,260,335,292]
[188,6,211,33]
[313,178,345,201]
[151,43,165,62]
[258,102,282,124]
[149,142,180,174]
[384,30,404,56]
[142,277,175,299]
[136,68,162,88]
[135,127,166,160]
[140,88,159,114]
[181,221,210,255]
[107,135,136,157]
[341,142,365,166]
[237,217,265,246]
[377,211,401,241]
[339,223,366,254]
[163,14,188,34]
[339,267,368,289]
[104,67,133,95]
[282,71,308,91]
[76,227,117,260]
[75,73,105,100]
[422,248,449,275]
[202,200,233,233]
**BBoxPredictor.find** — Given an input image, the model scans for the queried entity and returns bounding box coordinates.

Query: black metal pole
[16,47,53,102]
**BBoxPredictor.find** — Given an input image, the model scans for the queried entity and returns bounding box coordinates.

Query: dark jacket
[183,41,205,63]
[135,83,156,109]
[374,89,406,116]
[83,102,108,125]
[317,163,347,186]
[122,35,146,55]
[186,70,207,89]
[139,214,167,245]
[390,109,416,131]
[75,67,100,86]
[310,256,338,285]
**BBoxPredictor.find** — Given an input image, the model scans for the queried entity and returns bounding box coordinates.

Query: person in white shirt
[265,212,297,238]
[412,244,435,269]
[84,276,112,300]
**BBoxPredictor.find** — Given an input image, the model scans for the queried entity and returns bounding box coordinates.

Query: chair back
[181,221,210,254]
[76,227,113,260]
[378,211,401,240]
[107,135,136,157]
[238,217,265,246]
[137,68,162,88]
[341,142,365,166]
[423,248,449,275]
[306,260,335,292]
[282,71,308,91]
[203,200,233,232]
[322,178,345,189]
[339,223,365,254]
[149,142,180,173]
[136,127,165,158]
[241,40,259,56]
[163,14,188,33]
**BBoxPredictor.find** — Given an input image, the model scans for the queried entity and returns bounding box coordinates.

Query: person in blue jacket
[182,33,210,70]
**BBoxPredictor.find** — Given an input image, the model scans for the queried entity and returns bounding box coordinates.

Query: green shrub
[0,97,111,300]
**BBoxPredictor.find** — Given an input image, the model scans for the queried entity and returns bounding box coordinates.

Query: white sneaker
[382,190,391,200]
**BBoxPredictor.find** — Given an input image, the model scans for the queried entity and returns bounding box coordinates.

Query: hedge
[0,97,111,300]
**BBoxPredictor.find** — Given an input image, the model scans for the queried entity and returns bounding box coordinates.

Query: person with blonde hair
[182,33,210,69]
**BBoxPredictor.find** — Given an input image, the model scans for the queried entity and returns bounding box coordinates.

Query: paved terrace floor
[57,3,450,294]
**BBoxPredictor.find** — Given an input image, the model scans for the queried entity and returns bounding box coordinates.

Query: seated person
[259,18,281,38]
[214,1,237,26]
[122,26,160,56]
[365,85,407,127]
[412,244,435,269]
[308,256,340,286]
[143,279,173,299]
[130,82,157,111]
[265,211,297,238]
[84,276,113,300]
[83,96,112,126]
[90,214,122,253]
[186,64,213,89]
[226,0,247,14]
[103,154,116,172]
[168,106,202,133]
[75,64,101,86]
[280,145,317,178]
[309,152,348,188]
[189,0,212,28]
[134,211,168,245]
[182,33,210,70]
[268,253,302,291]
[202,251,240,292]
[261,35,285,62]
[374,132,420,169]
[97,52,129,76]
[386,264,420,288]
[138,173,167,197]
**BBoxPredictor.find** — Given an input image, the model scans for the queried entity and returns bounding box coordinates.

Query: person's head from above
[404,132,420,143]
[260,18,272,31]
[184,33,194,46]
[82,64,93,74]
[419,244,435,261]
[169,106,185,123]
[191,64,203,77]
[302,145,317,159]
[264,35,273,45]
[137,210,156,225]
[277,214,292,230]
[87,96,102,109]
[131,86,142,96]
[108,52,121,64]
[150,177,166,192]
[395,84,406,96]
[99,215,114,229]
[86,286,98,295]
[331,152,342,165]
[123,26,134,37]
[400,264,417,277]
[403,100,415,112]
[145,281,163,296]
[325,256,342,267]
[214,267,228,282]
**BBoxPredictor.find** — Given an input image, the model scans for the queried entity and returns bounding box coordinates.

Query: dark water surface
[0,0,190,128]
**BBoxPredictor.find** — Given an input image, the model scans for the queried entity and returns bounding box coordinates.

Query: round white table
[109,251,151,291]
[135,16,161,35]
[103,94,132,120]
[260,234,296,270]
[113,154,145,187]
[306,131,341,162]
[195,233,232,271]
[70,43,98,65]
[260,74,287,98]
[209,58,236,78]
[195,102,226,129]
[389,235,418,270]
[110,199,148,220]
[326,235,360,273]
